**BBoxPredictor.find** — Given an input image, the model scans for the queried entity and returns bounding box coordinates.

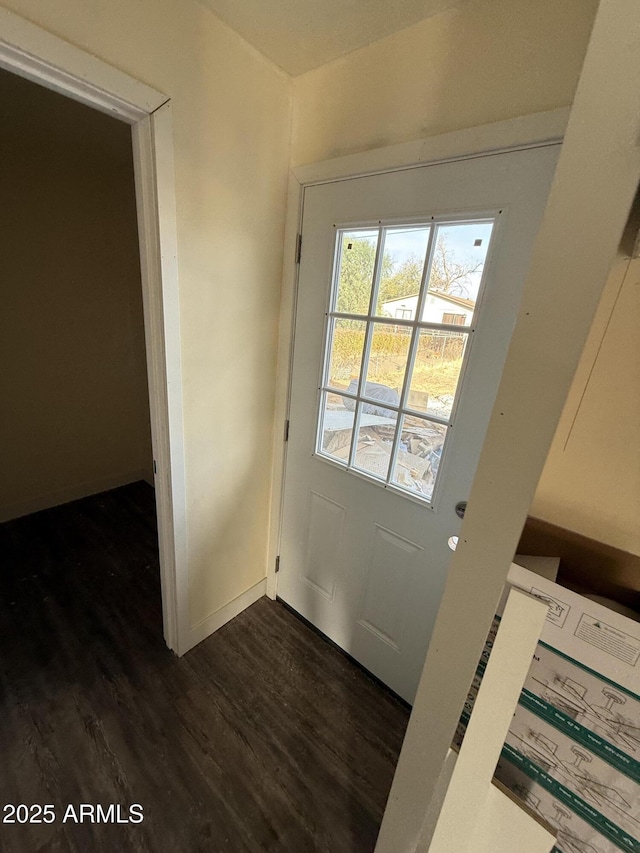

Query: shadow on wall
[291,0,598,164]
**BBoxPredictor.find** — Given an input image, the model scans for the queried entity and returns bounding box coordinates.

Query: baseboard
[180,578,267,654]
[0,469,149,523]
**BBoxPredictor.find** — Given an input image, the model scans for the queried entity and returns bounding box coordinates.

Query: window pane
[318,391,354,464]
[326,318,366,392]
[334,229,379,315]
[422,221,494,322]
[407,330,468,419]
[353,408,397,481]
[391,416,447,500]
[376,225,430,319]
[363,322,411,408]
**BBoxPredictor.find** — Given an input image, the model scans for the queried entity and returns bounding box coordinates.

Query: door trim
[267,108,569,599]
[293,108,569,186]
[0,8,189,654]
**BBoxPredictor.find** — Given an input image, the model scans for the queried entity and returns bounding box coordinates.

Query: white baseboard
[0,469,150,523]
[180,577,267,654]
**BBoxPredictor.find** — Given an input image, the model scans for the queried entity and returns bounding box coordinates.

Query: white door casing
[278,145,560,702]
[0,8,189,653]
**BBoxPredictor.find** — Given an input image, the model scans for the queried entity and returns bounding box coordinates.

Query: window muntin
[407,330,469,421]
[422,221,494,317]
[319,391,356,464]
[364,322,412,396]
[391,416,448,497]
[334,229,379,315]
[374,226,431,318]
[326,318,366,392]
[317,217,495,504]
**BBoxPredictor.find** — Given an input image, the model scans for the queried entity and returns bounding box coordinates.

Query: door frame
[267,106,570,599]
[0,8,188,653]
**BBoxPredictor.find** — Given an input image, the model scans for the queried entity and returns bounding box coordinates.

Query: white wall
[291,0,597,166]
[0,68,153,521]
[0,0,292,628]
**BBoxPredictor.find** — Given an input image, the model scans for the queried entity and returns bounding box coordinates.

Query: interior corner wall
[291,0,598,166]
[531,252,640,557]
[0,0,292,630]
[0,68,153,522]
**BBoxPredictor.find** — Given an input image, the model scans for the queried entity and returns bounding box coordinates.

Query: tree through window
[318,218,495,502]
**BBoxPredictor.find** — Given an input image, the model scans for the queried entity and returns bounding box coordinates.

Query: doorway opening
[277,144,560,703]
[0,18,187,654]
[0,66,163,635]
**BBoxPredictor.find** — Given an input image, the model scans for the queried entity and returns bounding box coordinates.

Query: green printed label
[520,689,640,783]
[501,743,640,853]
[538,641,640,703]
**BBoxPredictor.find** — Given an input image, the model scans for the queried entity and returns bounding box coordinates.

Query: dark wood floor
[0,483,409,852]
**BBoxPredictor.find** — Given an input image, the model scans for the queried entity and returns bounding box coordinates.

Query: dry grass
[329,329,464,401]
[406,360,462,398]
[331,359,462,399]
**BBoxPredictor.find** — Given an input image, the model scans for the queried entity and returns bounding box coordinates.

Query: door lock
[455,501,467,519]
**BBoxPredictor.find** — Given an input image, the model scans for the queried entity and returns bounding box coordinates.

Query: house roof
[382,290,475,309]
[435,292,475,309]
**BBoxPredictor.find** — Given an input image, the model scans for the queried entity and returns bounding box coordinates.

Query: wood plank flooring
[0,483,409,852]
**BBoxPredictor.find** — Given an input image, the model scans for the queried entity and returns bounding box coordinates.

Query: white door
[278,146,559,703]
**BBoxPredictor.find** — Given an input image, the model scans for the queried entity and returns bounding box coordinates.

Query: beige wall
[0,0,292,627]
[291,0,597,165]
[0,68,153,520]
[531,253,640,556]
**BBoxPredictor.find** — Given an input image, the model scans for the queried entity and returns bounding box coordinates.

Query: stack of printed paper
[456,564,640,853]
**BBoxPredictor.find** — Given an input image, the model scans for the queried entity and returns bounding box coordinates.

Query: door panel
[302,491,344,600]
[357,524,422,650]
[278,146,560,702]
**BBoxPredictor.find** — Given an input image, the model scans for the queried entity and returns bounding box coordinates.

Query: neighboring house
[381,291,475,325]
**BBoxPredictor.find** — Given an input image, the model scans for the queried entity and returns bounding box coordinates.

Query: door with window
[278,146,559,702]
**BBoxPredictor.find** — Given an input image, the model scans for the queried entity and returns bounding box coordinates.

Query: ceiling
[197,0,465,76]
